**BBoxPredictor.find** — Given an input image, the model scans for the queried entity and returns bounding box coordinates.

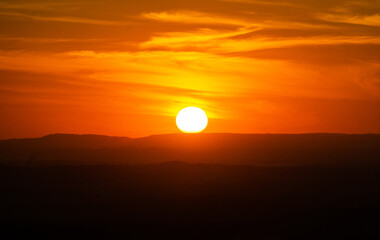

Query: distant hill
[0,133,379,167]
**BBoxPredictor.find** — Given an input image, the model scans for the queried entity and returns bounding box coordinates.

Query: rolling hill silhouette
[1,133,379,167]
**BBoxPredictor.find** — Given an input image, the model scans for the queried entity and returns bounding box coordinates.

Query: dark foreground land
[1,133,380,238]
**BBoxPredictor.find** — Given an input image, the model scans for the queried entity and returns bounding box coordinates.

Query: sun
[176,107,208,133]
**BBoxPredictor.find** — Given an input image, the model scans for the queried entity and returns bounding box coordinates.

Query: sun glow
[176,107,208,133]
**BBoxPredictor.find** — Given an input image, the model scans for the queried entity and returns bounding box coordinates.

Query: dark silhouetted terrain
[1,133,380,238]
[1,133,380,167]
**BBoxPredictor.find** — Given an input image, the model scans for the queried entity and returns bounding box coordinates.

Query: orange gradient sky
[0,0,380,139]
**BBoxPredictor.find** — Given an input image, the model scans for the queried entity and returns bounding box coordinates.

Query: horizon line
[1,132,380,141]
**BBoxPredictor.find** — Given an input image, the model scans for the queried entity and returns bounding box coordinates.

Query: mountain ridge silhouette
[1,133,379,167]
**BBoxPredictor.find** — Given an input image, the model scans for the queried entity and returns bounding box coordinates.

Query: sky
[0,0,380,139]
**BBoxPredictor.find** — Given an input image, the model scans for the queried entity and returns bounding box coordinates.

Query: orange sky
[0,0,380,139]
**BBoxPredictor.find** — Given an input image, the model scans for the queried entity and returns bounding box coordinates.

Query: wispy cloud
[140,27,256,49]
[220,0,305,8]
[141,28,380,53]
[320,13,380,27]
[142,10,250,26]
[0,36,109,43]
[0,11,127,25]
[0,1,80,11]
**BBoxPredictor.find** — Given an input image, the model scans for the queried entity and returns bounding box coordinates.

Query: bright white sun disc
[176,107,208,133]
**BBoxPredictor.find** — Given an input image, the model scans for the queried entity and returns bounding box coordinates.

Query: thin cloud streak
[142,10,251,26]
[0,11,128,25]
[141,31,380,53]
[321,13,380,27]
[0,1,80,11]
[220,0,305,8]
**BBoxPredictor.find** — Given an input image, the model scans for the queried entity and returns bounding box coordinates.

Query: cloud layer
[0,0,379,138]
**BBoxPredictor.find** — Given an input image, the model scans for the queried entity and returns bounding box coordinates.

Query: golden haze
[0,0,380,138]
